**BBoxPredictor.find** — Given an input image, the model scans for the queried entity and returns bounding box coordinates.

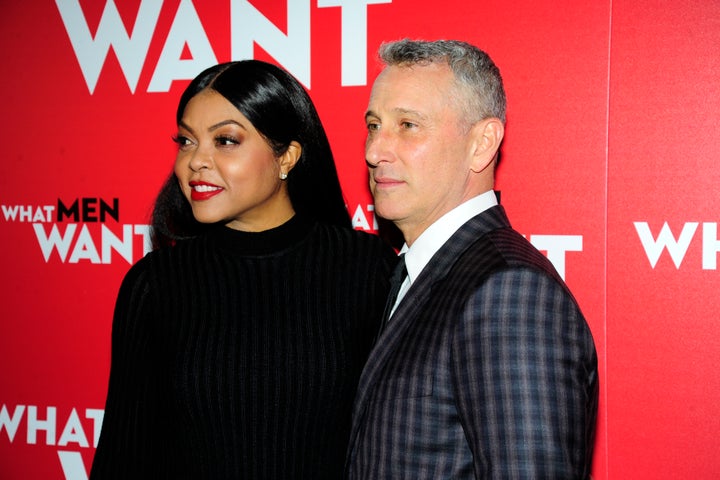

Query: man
[346,39,598,479]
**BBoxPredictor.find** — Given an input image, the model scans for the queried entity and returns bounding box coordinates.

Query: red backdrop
[1,1,718,478]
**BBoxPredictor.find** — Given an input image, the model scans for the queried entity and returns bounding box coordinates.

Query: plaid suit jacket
[346,206,598,479]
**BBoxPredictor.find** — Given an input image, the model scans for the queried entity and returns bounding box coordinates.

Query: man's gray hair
[378,39,506,124]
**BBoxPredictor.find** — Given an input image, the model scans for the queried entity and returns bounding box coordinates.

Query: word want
[55,0,392,93]
[352,204,582,280]
[2,198,151,265]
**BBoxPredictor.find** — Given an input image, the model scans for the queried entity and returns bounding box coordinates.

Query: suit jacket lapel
[348,205,513,449]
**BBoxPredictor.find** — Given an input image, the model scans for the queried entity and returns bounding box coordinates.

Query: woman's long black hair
[150,60,351,249]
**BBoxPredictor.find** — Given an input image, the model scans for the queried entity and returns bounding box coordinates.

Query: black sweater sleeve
[90,258,162,479]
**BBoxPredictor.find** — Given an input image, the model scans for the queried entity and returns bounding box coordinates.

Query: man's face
[365,63,478,244]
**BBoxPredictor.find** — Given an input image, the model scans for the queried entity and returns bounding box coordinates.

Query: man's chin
[372,203,401,223]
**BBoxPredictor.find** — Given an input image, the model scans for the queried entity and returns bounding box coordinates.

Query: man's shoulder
[447,223,563,286]
[485,226,546,263]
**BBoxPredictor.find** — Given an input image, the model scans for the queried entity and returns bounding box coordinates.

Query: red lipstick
[189,181,223,201]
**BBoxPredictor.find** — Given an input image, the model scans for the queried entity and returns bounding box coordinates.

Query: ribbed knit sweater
[90,216,395,479]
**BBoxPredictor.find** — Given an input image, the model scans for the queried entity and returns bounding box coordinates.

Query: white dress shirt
[389,190,498,317]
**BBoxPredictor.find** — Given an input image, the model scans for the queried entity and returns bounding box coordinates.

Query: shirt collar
[400,190,498,284]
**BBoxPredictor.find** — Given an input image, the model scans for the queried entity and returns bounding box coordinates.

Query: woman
[90,60,395,479]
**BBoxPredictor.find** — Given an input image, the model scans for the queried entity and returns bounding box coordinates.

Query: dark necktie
[381,254,407,325]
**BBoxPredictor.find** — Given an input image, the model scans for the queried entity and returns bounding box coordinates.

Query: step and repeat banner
[1,1,718,479]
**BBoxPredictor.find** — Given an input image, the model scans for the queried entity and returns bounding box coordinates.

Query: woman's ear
[279,141,302,178]
[469,118,504,173]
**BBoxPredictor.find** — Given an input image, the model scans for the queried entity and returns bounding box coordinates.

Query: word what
[1,404,103,480]
[635,221,720,269]
[2,198,151,264]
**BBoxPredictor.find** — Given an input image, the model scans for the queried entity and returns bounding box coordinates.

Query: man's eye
[401,121,417,129]
[366,122,380,132]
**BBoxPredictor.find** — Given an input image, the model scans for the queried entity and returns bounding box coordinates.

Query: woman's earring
[280,172,288,180]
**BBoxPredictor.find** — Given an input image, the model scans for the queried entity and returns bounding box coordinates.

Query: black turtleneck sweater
[90,216,395,479]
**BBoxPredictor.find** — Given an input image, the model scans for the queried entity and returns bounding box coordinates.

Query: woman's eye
[216,135,239,146]
[172,135,193,148]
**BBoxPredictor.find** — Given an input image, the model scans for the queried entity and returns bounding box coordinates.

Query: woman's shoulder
[122,237,199,279]
[311,223,397,277]
[315,222,393,251]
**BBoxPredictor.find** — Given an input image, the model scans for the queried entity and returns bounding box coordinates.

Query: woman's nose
[188,147,212,172]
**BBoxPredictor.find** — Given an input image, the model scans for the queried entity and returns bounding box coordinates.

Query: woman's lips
[189,181,223,201]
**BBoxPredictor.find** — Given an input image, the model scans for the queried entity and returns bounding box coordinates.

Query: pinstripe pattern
[91,219,396,479]
[347,206,598,479]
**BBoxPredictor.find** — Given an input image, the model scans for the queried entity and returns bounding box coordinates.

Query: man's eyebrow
[365,108,427,120]
[365,109,379,120]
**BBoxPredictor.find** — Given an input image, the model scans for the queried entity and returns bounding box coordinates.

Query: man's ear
[469,118,504,173]
[279,141,302,176]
